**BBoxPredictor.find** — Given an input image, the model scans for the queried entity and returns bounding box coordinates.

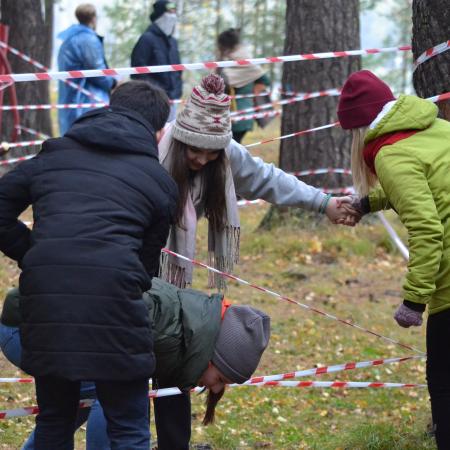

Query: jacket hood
[57,24,94,41]
[65,107,159,158]
[366,94,438,143]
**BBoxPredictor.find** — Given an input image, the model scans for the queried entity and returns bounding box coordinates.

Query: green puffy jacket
[1,278,223,390]
[367,95,450,314]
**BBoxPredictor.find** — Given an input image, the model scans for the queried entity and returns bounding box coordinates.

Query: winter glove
[394,303,423,328]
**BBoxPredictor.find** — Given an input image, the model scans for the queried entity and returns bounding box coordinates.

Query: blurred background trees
[0,0,54,142]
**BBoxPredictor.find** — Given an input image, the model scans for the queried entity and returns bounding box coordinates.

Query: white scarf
[155,12,177,37]
[222,45,266,88]
[158,125,240,289]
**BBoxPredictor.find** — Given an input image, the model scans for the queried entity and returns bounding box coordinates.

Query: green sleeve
[368,186,392,212]
[375,148,444,305]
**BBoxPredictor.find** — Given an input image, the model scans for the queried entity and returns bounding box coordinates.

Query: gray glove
[394,303,423,328]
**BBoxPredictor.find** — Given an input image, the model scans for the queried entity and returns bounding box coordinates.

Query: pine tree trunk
[215,0,222,43]
[412,0,450,120]
[279,0,360,189]
[0,0,53,147]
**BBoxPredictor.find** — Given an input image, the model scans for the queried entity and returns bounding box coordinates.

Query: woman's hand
[325,196,361,226]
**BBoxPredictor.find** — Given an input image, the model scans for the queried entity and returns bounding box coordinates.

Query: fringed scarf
[158,124,240,289]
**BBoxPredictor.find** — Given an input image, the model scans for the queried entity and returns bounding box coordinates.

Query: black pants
[154,392,191,450]
[34,376,150,450]
[427,308,450,449]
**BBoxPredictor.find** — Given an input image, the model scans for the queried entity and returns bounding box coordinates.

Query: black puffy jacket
[0,106,178,381]
[130,23,182,99]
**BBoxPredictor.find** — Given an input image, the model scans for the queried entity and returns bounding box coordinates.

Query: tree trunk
[279,0,360,189]
[412,0,450,120]
[215,0,222,43]
[1,0,53,148]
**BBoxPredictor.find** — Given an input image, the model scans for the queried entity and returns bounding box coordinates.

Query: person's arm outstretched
[227,140,357,224]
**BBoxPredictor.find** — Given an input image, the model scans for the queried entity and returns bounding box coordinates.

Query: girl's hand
[325,197,361,226]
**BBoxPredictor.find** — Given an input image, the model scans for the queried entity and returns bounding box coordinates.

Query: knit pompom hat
[337,70,396,130]
[211,305,270,384]
[173,74,232,150]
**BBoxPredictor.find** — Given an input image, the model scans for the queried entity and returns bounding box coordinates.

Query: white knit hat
[173,74,232,150]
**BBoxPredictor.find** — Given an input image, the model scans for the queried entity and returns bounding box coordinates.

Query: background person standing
[131,1,182,121]
[57,4,115,135]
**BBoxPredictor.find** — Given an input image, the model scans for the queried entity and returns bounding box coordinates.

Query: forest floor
[0,120,436,449]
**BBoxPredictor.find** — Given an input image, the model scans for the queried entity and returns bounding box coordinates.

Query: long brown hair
[169,139,228,231]
[202,388,225,425]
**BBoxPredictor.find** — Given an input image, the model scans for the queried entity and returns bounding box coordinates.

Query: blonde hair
[75,4,96,25]
[351,127,378,196]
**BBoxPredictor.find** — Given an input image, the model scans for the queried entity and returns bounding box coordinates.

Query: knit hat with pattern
[173,74,232,150]
[212,305,270,384]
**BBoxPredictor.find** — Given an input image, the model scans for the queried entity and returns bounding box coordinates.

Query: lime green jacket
[367,95,450,314]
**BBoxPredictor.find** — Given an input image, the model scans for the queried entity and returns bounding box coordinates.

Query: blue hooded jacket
[57,24,115,135]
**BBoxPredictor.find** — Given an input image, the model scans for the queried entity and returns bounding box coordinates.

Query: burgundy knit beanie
[173,74,232,150]
[337,70,395,130]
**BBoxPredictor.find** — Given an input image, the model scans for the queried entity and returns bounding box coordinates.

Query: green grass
[0,120,436,449]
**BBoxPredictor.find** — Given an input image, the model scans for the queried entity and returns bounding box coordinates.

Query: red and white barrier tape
[231,88,342,117]
[1,102,108,111]
[0,41,103,102]
[280,88,342,98]
[0,81,13,91]
[242,355,422,384]
[161,248,424,354]
[0,45,412,84]
[241,380,425,389]
[245,122,338,147]
[290,168,352,177]
[0,378,424,419]
[0,140,43,152]
[0,354,422,385]
[425,92,450,103]
[413,40,450,71]
[0,154,35,165]
[232,109,281,123]
[15,125,50,140]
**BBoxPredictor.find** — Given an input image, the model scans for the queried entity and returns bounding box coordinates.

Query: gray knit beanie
[173,74,232,150]
[212,305,270,384]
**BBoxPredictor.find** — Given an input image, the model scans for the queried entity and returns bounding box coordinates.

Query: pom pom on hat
[337,70,395,130]
[173,74,232,150]
[201,74,226,95]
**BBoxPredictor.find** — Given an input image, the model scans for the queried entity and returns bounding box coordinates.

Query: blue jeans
[34,376,150,450]
[0,324,115,450]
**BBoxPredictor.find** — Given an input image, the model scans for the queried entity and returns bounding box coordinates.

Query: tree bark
[412,0,450,120]
[279,0,360,189]
[0,0,53,147]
